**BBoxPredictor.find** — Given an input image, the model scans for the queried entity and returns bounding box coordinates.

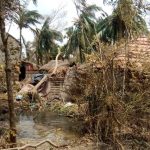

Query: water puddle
[16,111,80,145]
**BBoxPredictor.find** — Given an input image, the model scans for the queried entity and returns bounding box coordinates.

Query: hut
[17,60,70,101]
[19,61,39,81]
[39,59,70,77]
[37,60,70,100]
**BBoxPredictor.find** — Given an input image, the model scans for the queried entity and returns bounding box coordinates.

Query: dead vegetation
[62,43,150,149]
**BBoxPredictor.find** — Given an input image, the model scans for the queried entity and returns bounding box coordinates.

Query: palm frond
[35,17,63,59]
[96,1,148,44]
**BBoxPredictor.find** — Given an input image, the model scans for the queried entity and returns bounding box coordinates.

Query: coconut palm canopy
[13,7,43,58]
[96,11,148,43]
[97,0,148,43]
[13,9,42,29]
[64,1,103,63]
[35,17,63,64]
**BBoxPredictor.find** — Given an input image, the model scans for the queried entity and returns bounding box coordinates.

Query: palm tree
[65,1,101,63]
[13,7,42,58]
[98,0,148,43]
[35,17,62,64]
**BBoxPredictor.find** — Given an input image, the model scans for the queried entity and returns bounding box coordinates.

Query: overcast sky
[7,0,113,42]
[7,0,150,43]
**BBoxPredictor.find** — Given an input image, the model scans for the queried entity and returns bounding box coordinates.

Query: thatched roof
[22,61,39,71]
[114,36,150,69]
[40,60,70,76]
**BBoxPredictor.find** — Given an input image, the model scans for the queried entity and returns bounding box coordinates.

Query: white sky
[7,0,150,43]
[7,0,113,42]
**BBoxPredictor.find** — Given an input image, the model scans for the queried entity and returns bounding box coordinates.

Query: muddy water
[16,111,80,145]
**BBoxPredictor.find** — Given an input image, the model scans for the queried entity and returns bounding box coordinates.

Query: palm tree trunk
[21,35,28,59]
[79,46,84,63]
[36,51,39,65]
[40,55,43,65]
[0,8,17,146]
[20,27,22,59]
[46,52,50,63]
